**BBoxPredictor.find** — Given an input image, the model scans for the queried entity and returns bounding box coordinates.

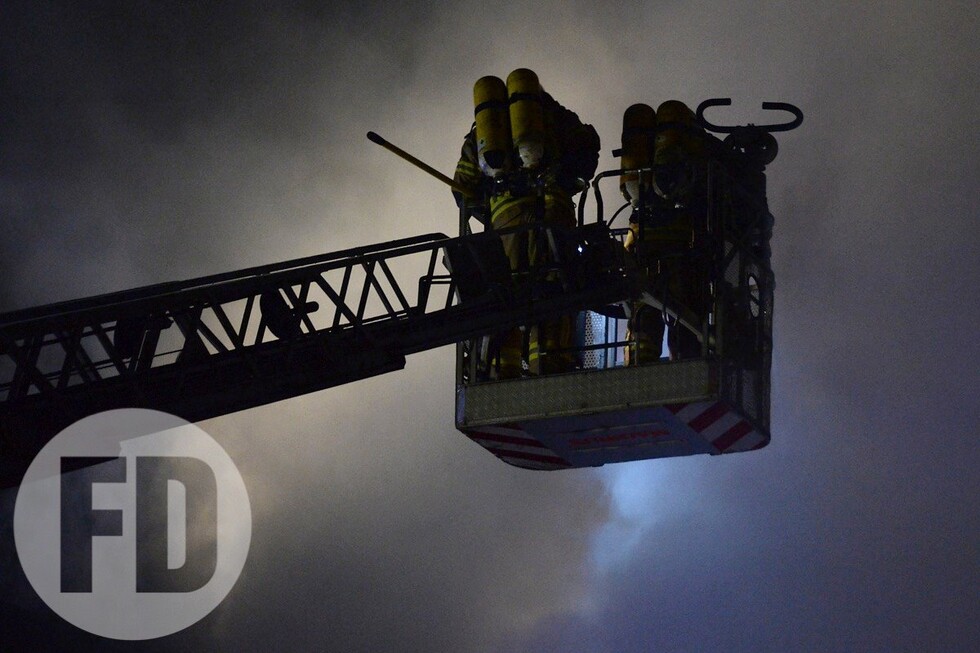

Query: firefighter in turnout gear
[621,100,707,364]
[454,69,600,378]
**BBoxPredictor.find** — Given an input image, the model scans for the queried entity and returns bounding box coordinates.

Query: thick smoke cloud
[2,1,977,651]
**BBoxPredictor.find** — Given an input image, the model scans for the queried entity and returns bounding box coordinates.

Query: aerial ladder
[0,99,801,487]
[0,222,628,487]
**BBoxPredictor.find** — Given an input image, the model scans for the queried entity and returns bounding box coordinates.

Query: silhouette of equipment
[0,224,629,488]
[0,99,803,484]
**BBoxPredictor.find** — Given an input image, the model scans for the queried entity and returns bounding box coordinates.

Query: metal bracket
[696,98,803,134]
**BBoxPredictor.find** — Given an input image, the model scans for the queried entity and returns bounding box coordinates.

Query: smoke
[2,1,977,651]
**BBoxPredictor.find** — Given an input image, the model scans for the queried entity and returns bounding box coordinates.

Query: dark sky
[1,1,978,651]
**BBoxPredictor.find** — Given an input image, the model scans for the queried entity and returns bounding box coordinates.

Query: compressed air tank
[653,100,702,164]
[506,68,545,169]
[653,100,703,199]
[619,103,656,206]
[473,75,511,177]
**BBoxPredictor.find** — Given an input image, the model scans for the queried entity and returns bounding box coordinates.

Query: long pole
[367,131,474,198]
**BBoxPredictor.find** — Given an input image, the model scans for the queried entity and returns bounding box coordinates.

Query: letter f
[60,457,126,593]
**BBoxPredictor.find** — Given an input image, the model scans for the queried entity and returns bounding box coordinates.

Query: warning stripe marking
[496,456,569,471]
[469,431,549,449]
[673,402,712,424]
[698,411,744,442]
[711,420,753,452]
[687,402,729,432]
[487,447,571,467]
[474,423,524,436]
[470,439,552,458]
[736,430,766,451]
[669,401,764,454]
[464,398,766,466]
[566,429,673,454]
[465,424,571,469]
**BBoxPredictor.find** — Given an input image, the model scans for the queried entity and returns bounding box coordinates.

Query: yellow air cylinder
[653,100,704,201]
[653,100,701,164]
[620,103,656,206]
[506,68,545,169]
[473,75,511,177]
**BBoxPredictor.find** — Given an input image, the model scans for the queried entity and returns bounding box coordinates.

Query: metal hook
[696,98,804,134]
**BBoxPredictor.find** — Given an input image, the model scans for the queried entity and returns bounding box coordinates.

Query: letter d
[136,456,217,593]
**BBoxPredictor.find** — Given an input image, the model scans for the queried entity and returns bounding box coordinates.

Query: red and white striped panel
[465,424,572,470]
[666,401,767,453]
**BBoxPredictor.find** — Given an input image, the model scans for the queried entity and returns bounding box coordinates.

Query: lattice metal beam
[0,223,632,487]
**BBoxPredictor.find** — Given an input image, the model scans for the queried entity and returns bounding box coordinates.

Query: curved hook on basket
[696,98,803,134]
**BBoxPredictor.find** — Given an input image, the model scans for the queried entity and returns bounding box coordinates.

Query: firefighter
[621,100,706,364]
[454,69,600,378]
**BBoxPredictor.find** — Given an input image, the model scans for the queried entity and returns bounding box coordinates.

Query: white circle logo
[13,409,251,640]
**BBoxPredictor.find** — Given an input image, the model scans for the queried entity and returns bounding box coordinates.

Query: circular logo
[14,409,251,640]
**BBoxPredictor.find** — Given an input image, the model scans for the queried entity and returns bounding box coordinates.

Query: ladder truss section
[0,224,631,484]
